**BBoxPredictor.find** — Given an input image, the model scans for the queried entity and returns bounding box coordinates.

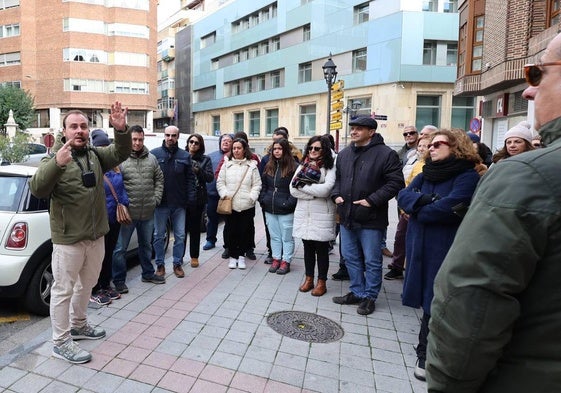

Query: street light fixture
[322,54,338,134]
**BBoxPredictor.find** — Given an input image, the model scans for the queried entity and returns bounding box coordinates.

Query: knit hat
[91,129,111,147]
[466,132,480,143]
[504,121,533,143]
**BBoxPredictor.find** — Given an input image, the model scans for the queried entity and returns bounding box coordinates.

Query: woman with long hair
[217,138,262,269]
[492,121,535,163]
[290,135,336,297]
[259,138,298,275]
[397,129,481,381]
[184,133,213,268]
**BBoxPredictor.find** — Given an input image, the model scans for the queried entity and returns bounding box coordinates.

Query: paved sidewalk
[0,200,426,393]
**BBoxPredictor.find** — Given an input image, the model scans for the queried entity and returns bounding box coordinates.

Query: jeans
[340,226,383,300]
[265,212,295,262]
[154,206,186,266]
[112,218,155,284]
[206,195,219,244]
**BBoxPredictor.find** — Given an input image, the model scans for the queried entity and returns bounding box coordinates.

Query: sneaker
[141,274,166,284]
[332,292,362,305]
[173,264,185,278]
[264,255,274,264]
[52,339,92,364]
[276,261,290,275]
[382,248,393,258]
[238,256,246,269]
[228,258,238,269]
[268,259,281,273]
[103,287,121,300]
[414,358,426,381]
[331,267,350,281]
[89,290,111,306]
[357,298,376,315]
[70,324,106,340]
[222,248,230,259]
[384,269,404,280]
[203,241,215,250]
[245,249,256,260]
[114,282,129,294]
[156,265,166,277]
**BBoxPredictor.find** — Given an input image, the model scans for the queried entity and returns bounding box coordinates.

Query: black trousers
[184,204,204,259]
[417,312,430,361]
[225,209,255,259]
[94,221,120,292]
[302,239,330,280]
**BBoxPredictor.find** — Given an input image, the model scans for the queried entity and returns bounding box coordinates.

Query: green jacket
[30,129,131,244]
[426,116,561,392]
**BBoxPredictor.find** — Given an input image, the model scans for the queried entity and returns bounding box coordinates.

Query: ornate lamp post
[322,54,338,134]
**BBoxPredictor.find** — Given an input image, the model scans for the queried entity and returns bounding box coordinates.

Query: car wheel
[22,257,52,316]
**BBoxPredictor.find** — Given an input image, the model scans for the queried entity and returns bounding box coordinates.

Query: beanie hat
[91,129,111,147]
[504,121,533,143]
[466,132,480,143]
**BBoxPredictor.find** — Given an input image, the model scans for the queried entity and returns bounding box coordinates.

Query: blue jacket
[103,169,129,224]
[150,141,196,208]
[206,134,232,198]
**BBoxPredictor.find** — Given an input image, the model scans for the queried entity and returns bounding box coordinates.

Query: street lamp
[343,101,362,147]
[322,54,338,134]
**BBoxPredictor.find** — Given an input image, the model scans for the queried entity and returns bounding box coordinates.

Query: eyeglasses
[308,146,322,152]
[403,131,418,137]
[428,140,450,149]
[188,140,200,145]
[165,134,178,138]
[524,61,561,86]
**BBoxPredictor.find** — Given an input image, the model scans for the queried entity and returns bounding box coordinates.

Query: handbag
[217,165,250,215]
[103,175,132,225]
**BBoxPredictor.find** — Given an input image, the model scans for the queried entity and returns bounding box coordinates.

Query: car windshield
[0,176,27,212]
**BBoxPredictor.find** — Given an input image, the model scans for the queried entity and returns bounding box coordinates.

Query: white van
[143,133,220,154]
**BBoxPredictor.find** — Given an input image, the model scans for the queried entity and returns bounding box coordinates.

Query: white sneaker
[228,258,238,269]
[238,256,246,269]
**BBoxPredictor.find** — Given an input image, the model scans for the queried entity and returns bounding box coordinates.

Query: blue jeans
[154,206,186,266]
[340,226,383,300]
[112,218,155,284]
[265,212,295,262]
[206,195,219,244]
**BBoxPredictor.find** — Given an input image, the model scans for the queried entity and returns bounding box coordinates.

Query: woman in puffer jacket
[290,135,336,296]
[259,138,298,275]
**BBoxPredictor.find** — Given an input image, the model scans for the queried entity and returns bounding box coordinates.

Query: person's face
[505,137,528,156]
[419,126,435,138]
[350,125,375,146]
[131,131,144,152]
[232,141,245,159]
[188,137,200,154]
[403,127,418,146]
[63,113,89,149]
[272,143,283,159]
[428,135,451,162]
[221,137,232,153]
[307,141,323,160]
[416,138,429,156]
[164,129,179,148]
[522,34,561,130]
[272,133,284,143]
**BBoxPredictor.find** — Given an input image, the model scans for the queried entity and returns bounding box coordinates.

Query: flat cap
[349,116,378,130]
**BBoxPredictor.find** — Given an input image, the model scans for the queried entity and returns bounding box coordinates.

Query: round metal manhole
[267,311,344,343]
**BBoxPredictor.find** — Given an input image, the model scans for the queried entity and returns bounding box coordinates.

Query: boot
[311,279,327,297]
[299,276,314,292]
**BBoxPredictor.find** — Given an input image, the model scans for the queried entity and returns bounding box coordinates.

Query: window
[451,96,475,130]
[211,59,219,70]
[423,41,437,65]
[249,111,261,137]
[446,43,457,66]
[260,41,269,55]
[250,45,258,58]
[354,2,369,24]
[234,113,244,133]
[0,52,21,66]
[201,32,216,49]
[256,74,266,91]
[471,16,484,72]
[232,2,278,33]
[299,104,316,136]
[0,0,19,10]
[270,70,281,88]
[298,62,312,83]
[243,78,253,94]
[233,52,240,64]
[550,0,561,27]
[0,23,20,38]
[443,0,458,13]
[352,48,367,72]
[303,24,311,41]
[212,115,221,135]
[416,96,441,130]
[266,109,279,135]
[349,97,372,118]
[1,81,21,88]
[422,0,438,12]
[240,48,249,61]
[271,37,280,51]
[230,81,240,96]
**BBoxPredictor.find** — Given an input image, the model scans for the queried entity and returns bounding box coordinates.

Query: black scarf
[422,156,474,183]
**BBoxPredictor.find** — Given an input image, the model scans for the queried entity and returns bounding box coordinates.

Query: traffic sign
[331,80,344,91]
[331,101,344,111]
[330,112,343,122]
[44,133,55,148]
[331,91,343,101]
[470,117,481,132]
[330,121,342,131]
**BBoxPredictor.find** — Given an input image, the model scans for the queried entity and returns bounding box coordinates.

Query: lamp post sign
[330,80,344,132]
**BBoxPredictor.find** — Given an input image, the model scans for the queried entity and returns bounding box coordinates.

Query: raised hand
[109,101,128,131]
[55,137,74,167]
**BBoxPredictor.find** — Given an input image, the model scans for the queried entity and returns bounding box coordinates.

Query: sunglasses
[428,140,450,149]
[532,143,541,148]
[165,134,178,138]
[308,146,322,152]
[524,61,561,86]
[188,140,200,145]
[403,131,418,137]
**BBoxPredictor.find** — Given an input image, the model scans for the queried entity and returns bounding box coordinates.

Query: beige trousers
[50,238,104,346]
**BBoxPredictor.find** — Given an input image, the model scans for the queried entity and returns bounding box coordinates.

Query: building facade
[0,0,158,136]
[183,0,468,151]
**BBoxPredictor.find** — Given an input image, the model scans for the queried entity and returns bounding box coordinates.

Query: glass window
[201,32,216,49]
[422,0,438,12]
[443,0,458,13]
[423,41,436,65]
[299,104,316,136]
[416,95,441,130]
[212,115,220,135]
[256,74,266,91]
[234,113,244,133]
[243,78,252,94]
[352,48,367,72]
[447,43,457,66]
[266,109,279,136]
[298,62,312,83]
[271,70,281,88]
[451,96,475,130]
[249,111,261,137]
[354,2,369,24]
[551,0,561,26]
[303,24,311,41]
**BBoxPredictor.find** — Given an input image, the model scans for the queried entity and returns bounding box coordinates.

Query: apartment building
[182,0,467,151]
[0,0,158,135]
[455,0,557,150]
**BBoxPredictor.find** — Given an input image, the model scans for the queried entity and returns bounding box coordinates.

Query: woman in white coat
[217,138,262,269]
[290,135,337,296]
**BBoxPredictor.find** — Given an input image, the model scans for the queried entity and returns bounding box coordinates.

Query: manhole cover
[267,311,344,343]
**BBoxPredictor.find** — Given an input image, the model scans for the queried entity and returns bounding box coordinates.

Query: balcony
[455,58,528,96]
[161,47,175,62]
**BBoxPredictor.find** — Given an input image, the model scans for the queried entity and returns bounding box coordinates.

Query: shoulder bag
[103,175,132,225]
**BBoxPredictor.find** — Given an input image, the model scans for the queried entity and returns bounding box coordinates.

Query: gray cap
[349,116,378,130]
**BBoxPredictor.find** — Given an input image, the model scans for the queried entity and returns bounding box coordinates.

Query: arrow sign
[331,91,343,101]
[331,101,344,111]
[330,121,342,131]
[331,80,344,91]
[331,112,343,122]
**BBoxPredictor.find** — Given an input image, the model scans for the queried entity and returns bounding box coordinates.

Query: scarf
[291,156,323,188]
[422,156,474,183]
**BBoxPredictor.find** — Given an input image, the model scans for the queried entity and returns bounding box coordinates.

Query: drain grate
[266,311,344,343]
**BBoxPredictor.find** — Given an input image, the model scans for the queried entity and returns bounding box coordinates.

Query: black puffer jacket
[259,162,297,215]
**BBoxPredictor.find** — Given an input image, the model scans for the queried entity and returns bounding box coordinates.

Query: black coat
[259,162,297,215]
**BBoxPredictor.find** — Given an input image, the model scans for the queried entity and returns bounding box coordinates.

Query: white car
[0,164,169,315]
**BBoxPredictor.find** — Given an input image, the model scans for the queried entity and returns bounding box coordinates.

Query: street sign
[330,112,342,122]
[331,91,343,101]
[373,115,388,121]
[330,121,342,131]
[44,133,54,148]
[470,117,481,132]
[331,80,344,91]
[331,101,344,111]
